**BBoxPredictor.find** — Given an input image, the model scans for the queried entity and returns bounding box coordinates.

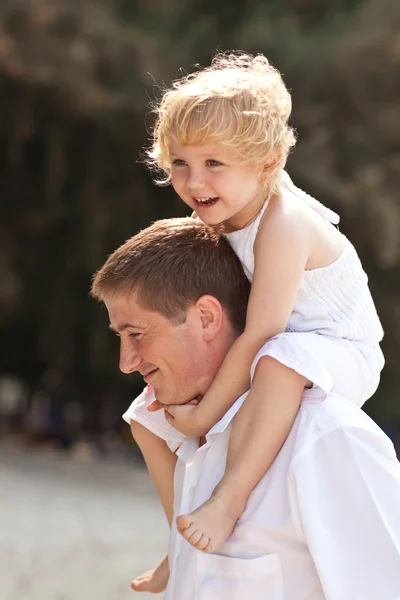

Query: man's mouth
[193,197,219,207]
[143,369,158,383]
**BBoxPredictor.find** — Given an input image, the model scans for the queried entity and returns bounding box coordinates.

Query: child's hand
[164,402,208,436]
[147,397,207,436]
[146,398,198,413]
[147,399,166,412]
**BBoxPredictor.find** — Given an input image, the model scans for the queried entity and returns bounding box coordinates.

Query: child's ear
[263,154,281,173]
[194,295,223,341]
[263,151,281,172]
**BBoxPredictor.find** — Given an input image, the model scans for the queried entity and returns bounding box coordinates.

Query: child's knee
[256,354,311,389]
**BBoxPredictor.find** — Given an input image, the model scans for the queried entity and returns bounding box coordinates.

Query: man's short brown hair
[91,217,250,333]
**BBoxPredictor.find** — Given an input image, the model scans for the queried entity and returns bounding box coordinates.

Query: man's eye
[129,332,142,340]
[206,159,222,167]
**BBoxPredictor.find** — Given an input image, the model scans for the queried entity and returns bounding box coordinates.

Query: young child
[128,51,384,593]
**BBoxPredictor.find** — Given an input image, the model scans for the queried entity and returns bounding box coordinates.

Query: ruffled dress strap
[281,170,340,225]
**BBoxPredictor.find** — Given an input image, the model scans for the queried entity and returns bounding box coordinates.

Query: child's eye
[206,159,222,167]
[172,159,187,166]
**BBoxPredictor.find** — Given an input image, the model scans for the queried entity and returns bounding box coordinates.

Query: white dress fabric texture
[225,170,384,407]
[124,347,400,600]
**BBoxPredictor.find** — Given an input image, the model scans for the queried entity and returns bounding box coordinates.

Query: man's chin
[150,388,178,407]
[153,388,202,407]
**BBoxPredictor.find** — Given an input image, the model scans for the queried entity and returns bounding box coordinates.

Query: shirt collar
[176,390,249,463]
[206,390,249,439]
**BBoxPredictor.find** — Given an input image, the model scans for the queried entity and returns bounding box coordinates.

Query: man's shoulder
[289,393,396,467]
[299,393,376,436]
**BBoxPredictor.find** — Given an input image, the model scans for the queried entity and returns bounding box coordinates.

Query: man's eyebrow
[109,323,139,334]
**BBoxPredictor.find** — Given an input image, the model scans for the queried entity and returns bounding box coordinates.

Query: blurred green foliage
[0,0,399,434]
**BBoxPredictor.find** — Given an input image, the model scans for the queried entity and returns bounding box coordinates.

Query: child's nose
[187,170,206,191]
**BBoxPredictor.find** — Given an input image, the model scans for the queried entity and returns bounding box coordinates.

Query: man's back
[166,392,400,600]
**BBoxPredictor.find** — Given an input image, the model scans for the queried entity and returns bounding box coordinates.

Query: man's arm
[290,426,400,600]
[123,385,185,452]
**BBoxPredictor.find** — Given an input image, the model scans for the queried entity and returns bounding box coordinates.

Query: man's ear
[193,295,223,341]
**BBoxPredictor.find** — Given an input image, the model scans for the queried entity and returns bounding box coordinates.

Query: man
[92,217,400,599]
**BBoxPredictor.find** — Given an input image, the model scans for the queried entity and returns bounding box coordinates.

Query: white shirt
[123,342,400,600]
[161,390,400,600]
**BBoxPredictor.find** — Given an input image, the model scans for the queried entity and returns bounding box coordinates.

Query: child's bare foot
[176,489,246,553]
[130,554,169,594]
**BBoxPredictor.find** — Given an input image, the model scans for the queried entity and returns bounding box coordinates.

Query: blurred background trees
[0,0,399,450]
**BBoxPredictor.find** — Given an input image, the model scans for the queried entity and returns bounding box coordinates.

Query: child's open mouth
[194,197,219,207]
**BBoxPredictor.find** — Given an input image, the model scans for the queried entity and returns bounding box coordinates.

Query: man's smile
[142,368,159,383]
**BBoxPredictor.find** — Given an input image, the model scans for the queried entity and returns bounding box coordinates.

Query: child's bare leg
[176,357,308,552]
[130,553,169,593]
[130,421,176,592]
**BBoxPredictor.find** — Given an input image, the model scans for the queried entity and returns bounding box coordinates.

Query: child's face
[169,140,267,231]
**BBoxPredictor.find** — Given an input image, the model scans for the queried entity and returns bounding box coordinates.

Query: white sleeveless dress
[225,171,384,407]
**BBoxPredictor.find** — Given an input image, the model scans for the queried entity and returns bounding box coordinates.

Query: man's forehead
[105,291,164,330]
[105,292,144,321]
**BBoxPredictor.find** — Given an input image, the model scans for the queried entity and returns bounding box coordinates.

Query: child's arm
[167,202,312,436]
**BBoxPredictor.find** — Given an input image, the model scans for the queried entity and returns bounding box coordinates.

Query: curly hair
[146,51,296,194]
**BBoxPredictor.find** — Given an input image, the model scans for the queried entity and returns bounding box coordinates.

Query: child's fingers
[147,399,164,412]
[164,403,199,435]
[164,409,175,427]
[147,398,198,413]
[166,400,199,416]
[166,404,194,418]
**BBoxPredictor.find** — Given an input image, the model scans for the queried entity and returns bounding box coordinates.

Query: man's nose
[119,340,142,374]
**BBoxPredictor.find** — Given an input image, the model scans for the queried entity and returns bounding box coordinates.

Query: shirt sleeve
[289,426,400,600]
[122,385,186,452]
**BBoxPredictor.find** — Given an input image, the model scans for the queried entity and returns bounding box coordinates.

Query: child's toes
[176,513,192,534]
[188,529,203,545]
[196,535,210,551]
[182,522,196,541]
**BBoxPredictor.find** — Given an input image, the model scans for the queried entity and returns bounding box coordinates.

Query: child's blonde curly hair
[146,51,296,193]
